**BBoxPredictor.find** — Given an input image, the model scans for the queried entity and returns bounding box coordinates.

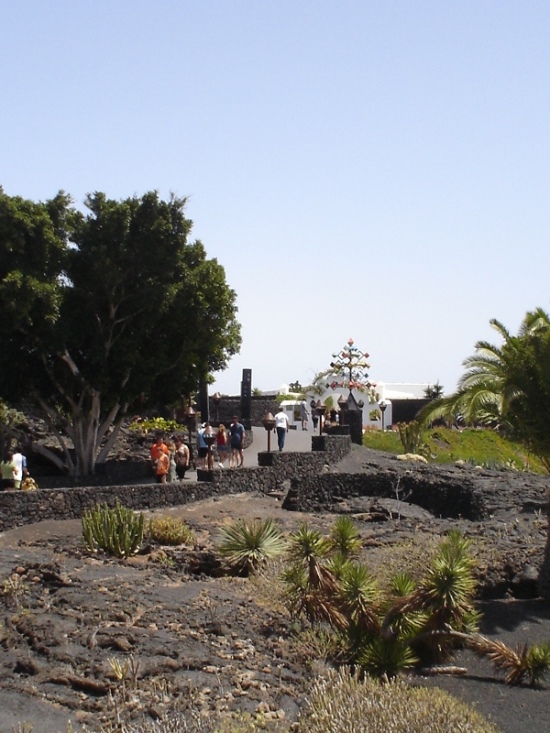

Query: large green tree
[0,189,241,476]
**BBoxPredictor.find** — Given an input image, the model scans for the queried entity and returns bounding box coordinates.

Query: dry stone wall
[0,436,353,532]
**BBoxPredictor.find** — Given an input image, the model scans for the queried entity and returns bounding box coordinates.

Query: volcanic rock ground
[0,436,548,733]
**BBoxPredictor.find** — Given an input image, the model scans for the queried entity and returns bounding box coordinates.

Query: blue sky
[2,2,550,396]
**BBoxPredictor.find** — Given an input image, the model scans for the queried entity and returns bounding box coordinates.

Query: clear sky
[2,2,549,396]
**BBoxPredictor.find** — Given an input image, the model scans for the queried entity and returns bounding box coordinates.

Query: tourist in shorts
[229,416,245,467]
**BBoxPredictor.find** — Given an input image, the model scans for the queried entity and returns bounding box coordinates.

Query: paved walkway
[185,426,314,477]
[243,426,314,466]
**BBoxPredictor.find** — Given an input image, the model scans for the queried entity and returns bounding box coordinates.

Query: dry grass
[149,516,195,546]
[297,667,500,733]
[360,533,442,592]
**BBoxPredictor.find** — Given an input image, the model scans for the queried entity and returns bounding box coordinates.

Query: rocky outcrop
[282,447,550,521]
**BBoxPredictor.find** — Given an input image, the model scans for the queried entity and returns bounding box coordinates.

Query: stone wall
[211,396,279,426]
[282,470,486,520]
[282,456,550,521]
[0,435,353,532]
[5,435,544,534]
[310,435,353,463]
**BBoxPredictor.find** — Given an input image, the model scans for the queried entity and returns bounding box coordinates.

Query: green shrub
[218,518,287,575]
[149,516,194,546]
[82,500,145,558]
[128,417,182,434]
[282,525,483,678]
[328,516,362,559]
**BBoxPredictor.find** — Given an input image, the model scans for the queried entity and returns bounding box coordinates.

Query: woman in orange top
[150,435,169,474]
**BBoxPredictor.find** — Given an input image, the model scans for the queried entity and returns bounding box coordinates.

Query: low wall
[0,435,353,532]
[282,470,486,520]
[282,454,550,521]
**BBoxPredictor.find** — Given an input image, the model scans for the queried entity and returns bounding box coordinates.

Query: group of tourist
[150,435,192,484]
[150,416,246,483]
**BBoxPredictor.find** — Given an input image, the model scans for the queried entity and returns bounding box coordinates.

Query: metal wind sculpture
[317,338,378,399]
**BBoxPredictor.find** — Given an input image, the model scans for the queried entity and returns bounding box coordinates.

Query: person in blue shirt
[229,416,245,467]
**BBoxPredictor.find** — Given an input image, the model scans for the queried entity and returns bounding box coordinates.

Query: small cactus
[82,500,145,558]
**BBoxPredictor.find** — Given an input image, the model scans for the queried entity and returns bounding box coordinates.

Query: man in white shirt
[12,446,28,490]
[274,408,289,451]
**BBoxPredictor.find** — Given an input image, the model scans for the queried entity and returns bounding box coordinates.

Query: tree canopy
[419,308,550,471]
[0,188,241,476]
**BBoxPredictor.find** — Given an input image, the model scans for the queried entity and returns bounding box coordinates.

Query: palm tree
[424,382,444,400]
[419,309,550,466]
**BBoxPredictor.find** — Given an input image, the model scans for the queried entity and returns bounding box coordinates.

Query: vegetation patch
[364,426,546,473]
[296,667,500,733]
[217,518,287,575]
[82,500,145,558]
[148,516,195,546]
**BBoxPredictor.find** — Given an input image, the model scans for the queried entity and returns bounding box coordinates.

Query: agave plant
[283,524,346,628]
[389,572,417,599]
[287,523,332,565]
[217,518,287,575]
[282,562,346,628]
[286,524,339,594]
[380,573,428,645]
[380,531,480,662]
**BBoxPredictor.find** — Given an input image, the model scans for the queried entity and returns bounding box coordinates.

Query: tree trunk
[36,389,124,478]
[69,396,126,477]
[537,490,550,599]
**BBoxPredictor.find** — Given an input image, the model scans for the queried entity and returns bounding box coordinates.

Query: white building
[304,382,431,430]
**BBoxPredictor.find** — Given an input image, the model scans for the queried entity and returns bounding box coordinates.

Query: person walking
[311,400,319,431]
[150,435,169,475]
[274,407,290,451]
[300,399,309,430]
[155,449,169,483]
[12,446,28,490]
[167,441,178,483]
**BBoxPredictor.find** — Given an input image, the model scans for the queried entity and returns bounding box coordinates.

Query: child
[155,449,170,483]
